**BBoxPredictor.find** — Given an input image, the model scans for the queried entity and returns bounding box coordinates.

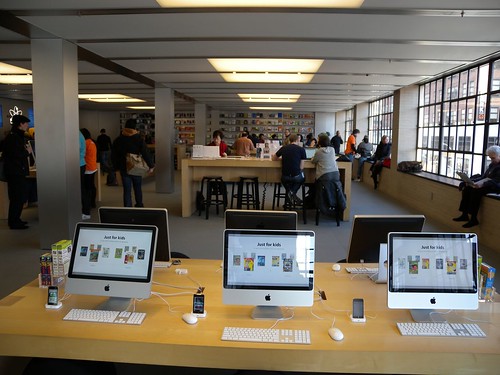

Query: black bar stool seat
[231,176,260,210]
[199,176,227,219]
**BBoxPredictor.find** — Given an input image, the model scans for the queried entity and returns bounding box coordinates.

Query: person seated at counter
[272,133,307,205]
[232,131,255,157]
[208,129,228,157]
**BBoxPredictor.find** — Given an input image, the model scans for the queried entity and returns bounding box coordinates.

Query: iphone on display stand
[192,293,206,318]
[45,286,62,309]
[350,298,366,323]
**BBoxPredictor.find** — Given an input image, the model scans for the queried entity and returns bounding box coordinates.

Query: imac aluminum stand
[251,306,283,320]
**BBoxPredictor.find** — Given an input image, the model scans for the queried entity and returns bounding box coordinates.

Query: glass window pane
[490,93,500,123]
[490,59,500,91]
[473,125,485,153]
[460,71,469,98]
[478,64,489,95]
[487,124,499,147]
[444,76,452,101]
[477,94,487,124]
[457,99,467,125]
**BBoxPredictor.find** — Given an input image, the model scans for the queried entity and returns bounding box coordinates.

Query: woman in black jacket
[370,135,391,189]
[112,119,154,207]
[3,115,32,229]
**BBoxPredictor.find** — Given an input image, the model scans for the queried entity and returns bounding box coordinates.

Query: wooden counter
[181,158,352,220]
[0,259,498,374]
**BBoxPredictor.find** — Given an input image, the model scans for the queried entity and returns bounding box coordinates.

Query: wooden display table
[181,158,352,220]
[0,259,498,373]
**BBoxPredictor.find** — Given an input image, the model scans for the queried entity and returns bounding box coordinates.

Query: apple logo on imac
[105,285,110,292]
[265,294,271,301]
[430,297,436,305]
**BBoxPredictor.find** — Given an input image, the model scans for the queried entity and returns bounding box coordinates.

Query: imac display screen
[225,209,297,230]
[99,207,170,261]
[223,229,315,319]
[66,222,158,308]
[388,232,478,319]
[347,215,425,263]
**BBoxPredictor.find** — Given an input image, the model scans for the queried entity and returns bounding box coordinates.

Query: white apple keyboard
[154,261,172,268]
[63,309,146,325]
[345,267,378,274]
[221,327,311,344]
[397,322,486,337]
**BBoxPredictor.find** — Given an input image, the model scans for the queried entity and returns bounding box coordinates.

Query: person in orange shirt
[81,128,97,219]
[232,131,255,157]
[344,129,360,162]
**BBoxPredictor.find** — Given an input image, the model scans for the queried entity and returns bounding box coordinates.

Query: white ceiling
[1,0,500,112]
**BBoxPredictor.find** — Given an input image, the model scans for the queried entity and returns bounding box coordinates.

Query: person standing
[453,145,500,228]
[370,135,391,189]
[112,119,154,207]
[96,128,117,185]
[356,135,374,181]
[208,129,228,157]
[344,129,360,161]
[232,131,255,157]
[2,115,32,229]
[272,134,307,205]
[81,128,97,216]
[330,130,343,154]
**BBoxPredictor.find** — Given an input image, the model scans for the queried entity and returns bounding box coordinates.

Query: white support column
[31,39,80,248]
[355,103,369,136]
[393,85,419,164]
[195,103,207,145]
[155,87,175,193]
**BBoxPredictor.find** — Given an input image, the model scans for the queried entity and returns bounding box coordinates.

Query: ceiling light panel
[238,94,300,102]
[157,1,364,8]
[249,107,293,110]
[78,94,144,103]
[0,62,31,74]
[221,73,314,83]
[209,59,323,73]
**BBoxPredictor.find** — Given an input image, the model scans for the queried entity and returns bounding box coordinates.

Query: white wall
[79,110,121,140]
[314,112,335,137]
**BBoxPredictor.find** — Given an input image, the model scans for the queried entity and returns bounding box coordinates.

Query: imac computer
[388,232,478,322]
[225,209,297,230]
[346,215,425,263]
[223,229,315,319]
[99,207,171,261]
[66,222,158,311]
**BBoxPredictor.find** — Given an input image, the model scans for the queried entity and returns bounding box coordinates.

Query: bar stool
[199,176,227,219]
[282,182,307,224]
[230,176,260,210]
[272,182,288,210]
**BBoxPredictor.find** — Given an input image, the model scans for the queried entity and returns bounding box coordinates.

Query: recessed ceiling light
[127,106,155,110]
[0,62,33,84]
[210,58,322,83]
[78,94,145,103]
[239,94,300,103]
[209,58,323,73]
[157,1,364,8]
[222,73,315,83]
[0,75,33,84]
[250,106,293,110]
[0,62,31,74]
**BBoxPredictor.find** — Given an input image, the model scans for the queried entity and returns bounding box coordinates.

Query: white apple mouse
[332,264,341,272]
[328,327,344,341]
[182,312,198,325]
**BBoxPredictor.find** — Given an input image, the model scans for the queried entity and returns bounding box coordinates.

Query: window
[368,95,393,145]
[417,57,500,180]
[344,108,354,144]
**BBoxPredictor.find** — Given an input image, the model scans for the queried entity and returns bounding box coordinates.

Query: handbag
[126,153,149,177]
[0,157,7,182]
